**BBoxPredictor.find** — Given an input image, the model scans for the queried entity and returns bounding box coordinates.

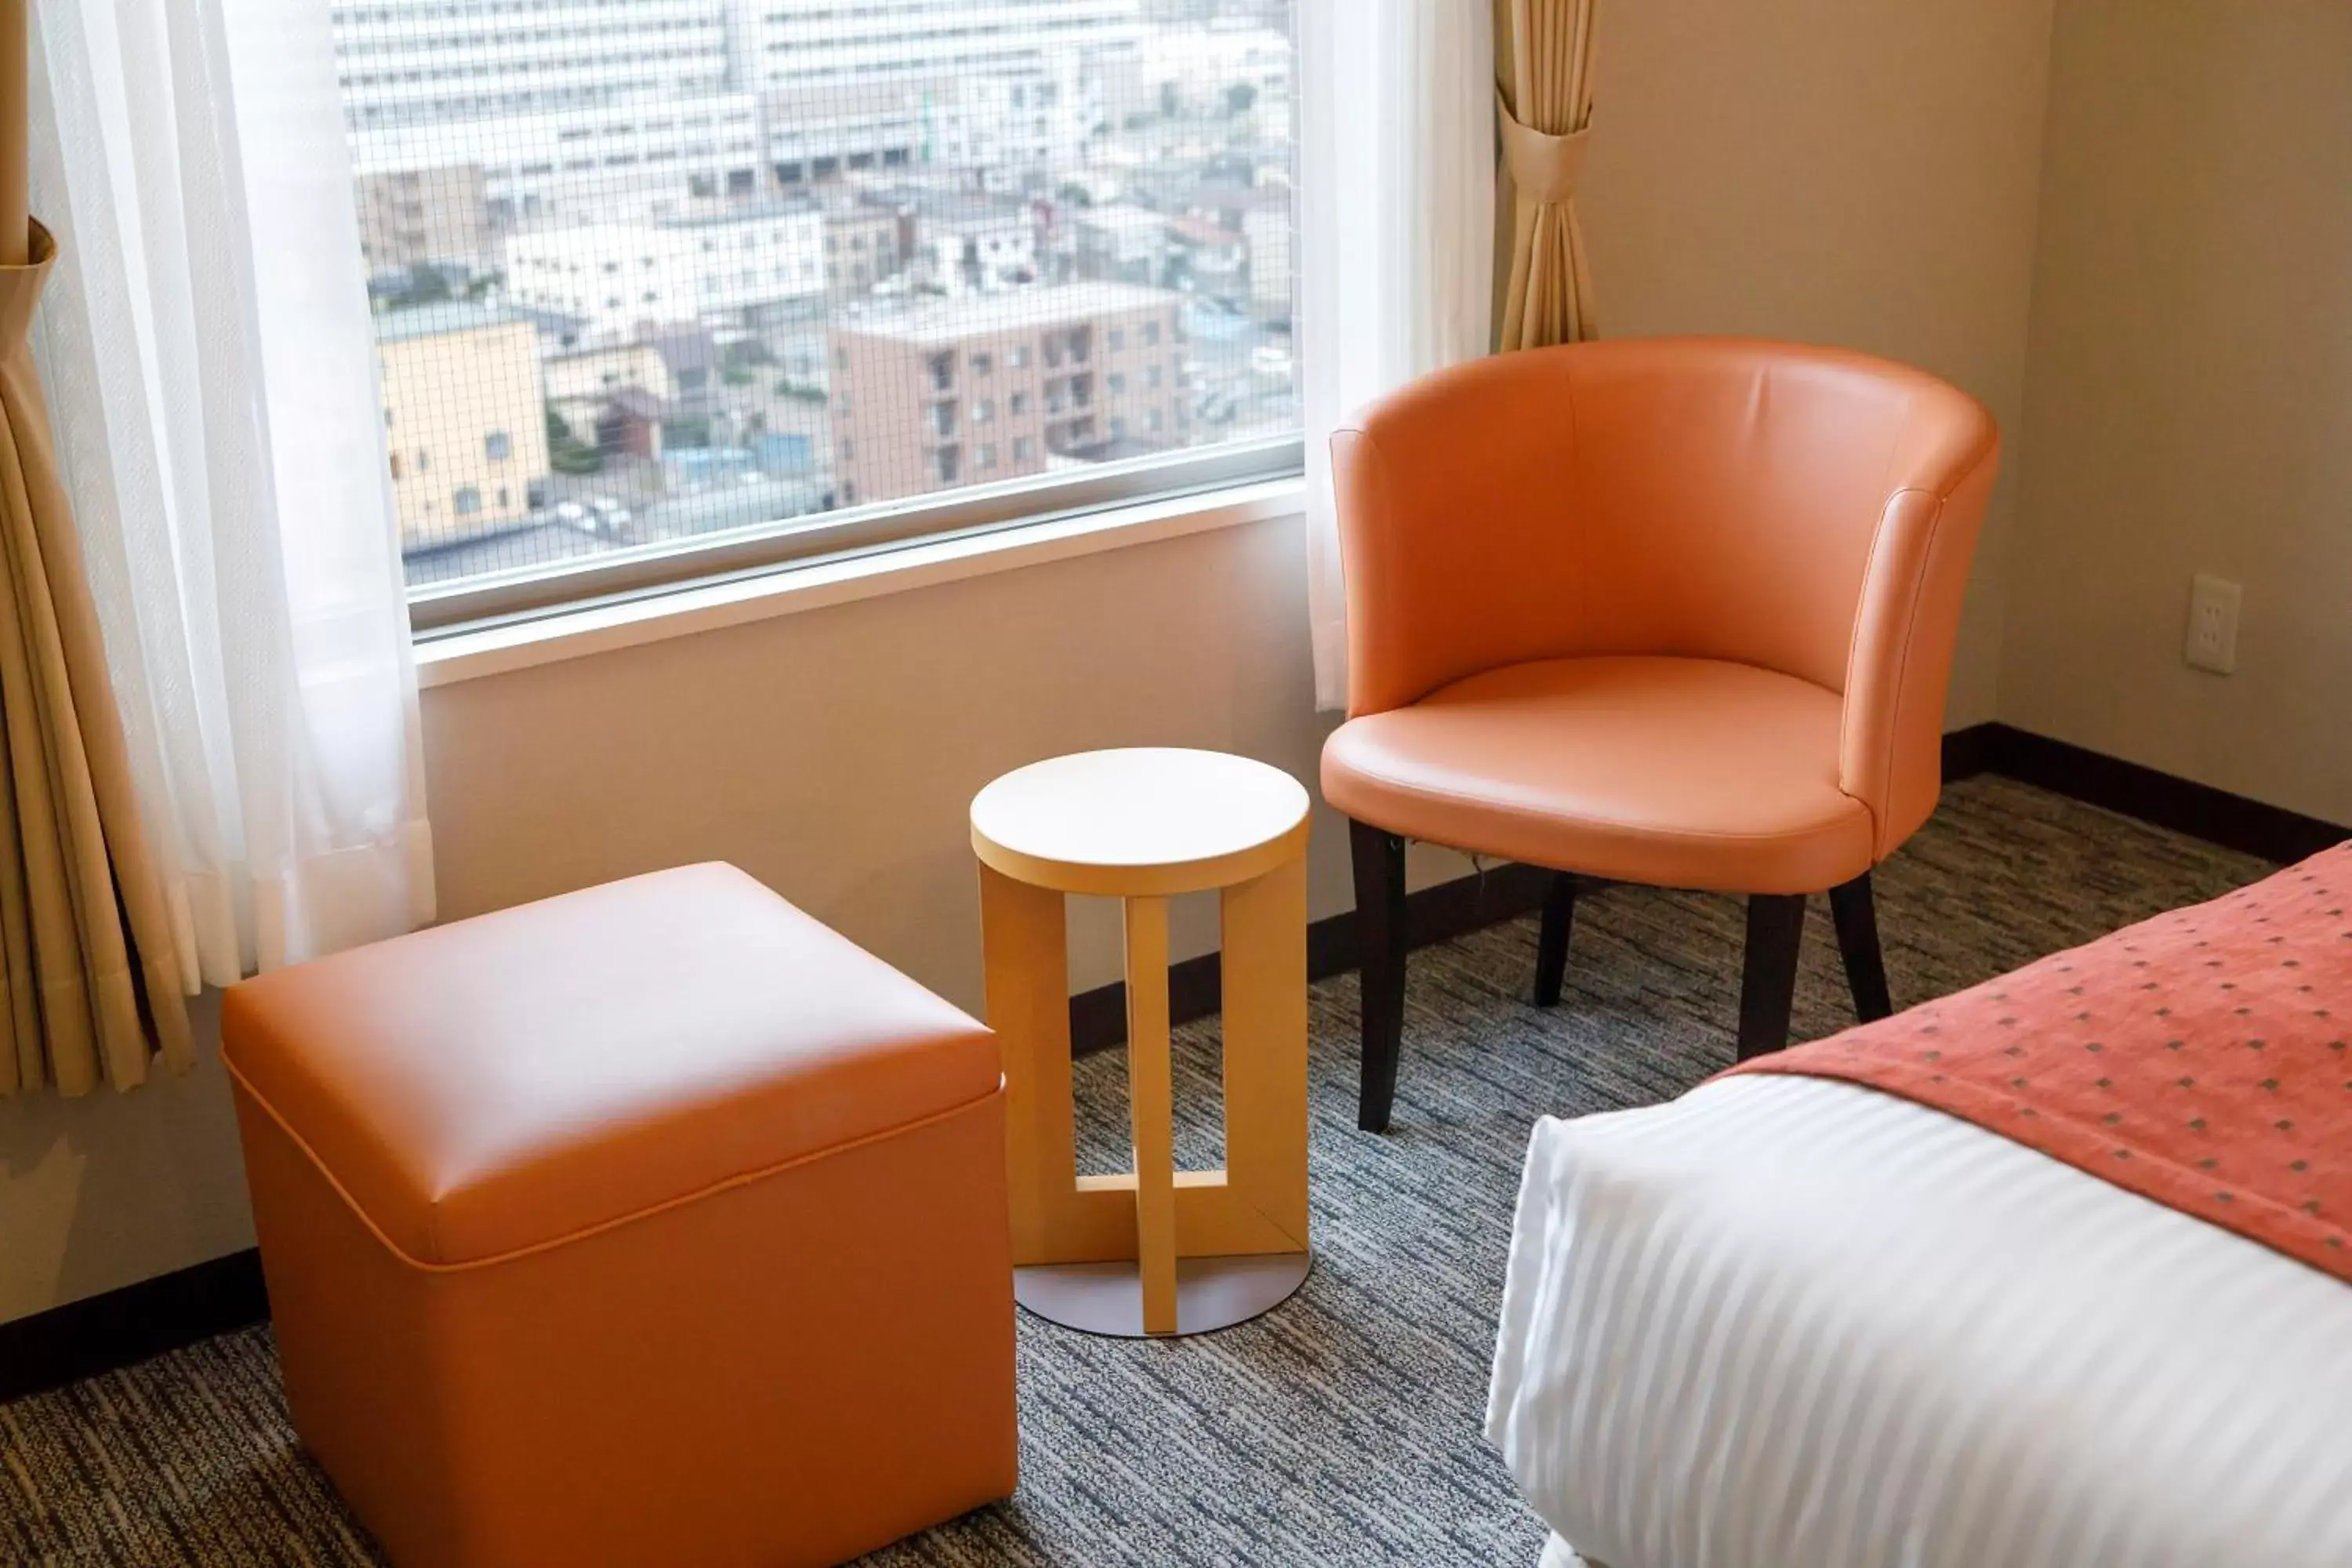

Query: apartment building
[829,281,1187,505]
[374,303,551,550]
[504,201,826,339]
[356,164,494,278]
[818,193,908,300]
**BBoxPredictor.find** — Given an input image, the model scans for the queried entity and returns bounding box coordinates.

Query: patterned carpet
[0,779,2269,1566]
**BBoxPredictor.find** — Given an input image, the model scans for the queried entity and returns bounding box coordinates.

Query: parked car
[586,497,633,539]
[553,499,594,534]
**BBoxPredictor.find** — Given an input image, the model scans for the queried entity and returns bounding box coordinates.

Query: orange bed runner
[1726,843,2352,1284]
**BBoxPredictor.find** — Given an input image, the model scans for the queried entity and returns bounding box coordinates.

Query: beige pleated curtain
[0,1,192,1096]
[1493,0,1601,349]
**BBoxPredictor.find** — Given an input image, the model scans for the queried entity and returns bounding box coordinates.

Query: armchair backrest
[1329,337,1998,722]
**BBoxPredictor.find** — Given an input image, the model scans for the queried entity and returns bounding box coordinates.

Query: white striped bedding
[1485,1074,2352,1568]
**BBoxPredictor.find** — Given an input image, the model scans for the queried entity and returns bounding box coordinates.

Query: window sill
[413,475,1308,689]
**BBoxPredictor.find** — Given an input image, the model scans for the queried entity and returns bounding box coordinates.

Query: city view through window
[336,0,1300,594]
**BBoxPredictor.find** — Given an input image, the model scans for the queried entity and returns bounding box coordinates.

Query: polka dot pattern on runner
[1726,844,2352,1282]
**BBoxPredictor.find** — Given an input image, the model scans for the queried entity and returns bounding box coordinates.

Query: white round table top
[970,748,1311,896]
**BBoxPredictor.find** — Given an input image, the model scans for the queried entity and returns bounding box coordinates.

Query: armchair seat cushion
[1321,655,1875,895]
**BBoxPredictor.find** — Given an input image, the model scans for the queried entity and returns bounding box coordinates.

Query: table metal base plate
[1014,1252,1311,1338]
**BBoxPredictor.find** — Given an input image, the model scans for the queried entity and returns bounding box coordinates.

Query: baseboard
[1960,722,2347,864]
[1940,721,2002,782]
[0,1249,267,1404]
[12,723,2342,1403]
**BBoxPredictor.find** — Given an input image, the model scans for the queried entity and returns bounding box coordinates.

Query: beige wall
[1,0,2069,1325]
[0,996,257,1326]
[424,518,1352,1011]
[1577,0,2059,726]
[2000,0,2352,823]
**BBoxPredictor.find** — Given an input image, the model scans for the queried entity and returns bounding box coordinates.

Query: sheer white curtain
[27,0,432,988]
[1297,0,1495,711]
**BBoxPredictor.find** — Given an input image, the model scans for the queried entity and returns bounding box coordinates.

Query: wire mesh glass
[330,0,1301,593]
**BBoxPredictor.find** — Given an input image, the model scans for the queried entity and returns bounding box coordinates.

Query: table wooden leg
[979,862,1074,1265]
[1123,894,1178,1334]
[1219,852,1309,1250]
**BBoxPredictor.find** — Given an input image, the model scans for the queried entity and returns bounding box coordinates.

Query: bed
[1486,865,2352,1567]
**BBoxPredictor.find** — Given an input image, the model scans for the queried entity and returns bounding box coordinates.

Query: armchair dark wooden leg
[1828,872,1894,1024]
[1534,871,1577,1007]
[1349,819,1408,1132]
[1736,892,1808,1061]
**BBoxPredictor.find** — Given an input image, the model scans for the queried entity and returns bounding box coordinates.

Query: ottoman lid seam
[227,1056,1006,1272]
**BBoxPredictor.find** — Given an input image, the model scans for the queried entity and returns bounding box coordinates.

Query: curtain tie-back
[1497,93,1590,207]
[0,223,56,359]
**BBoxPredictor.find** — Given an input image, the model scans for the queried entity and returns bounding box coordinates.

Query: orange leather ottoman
[221,863,1017,1568]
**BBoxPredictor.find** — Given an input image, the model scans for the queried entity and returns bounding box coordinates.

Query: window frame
[373,10,1304,641]
[408,434,1301,637]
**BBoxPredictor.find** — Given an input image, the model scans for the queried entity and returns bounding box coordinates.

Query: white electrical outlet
[2184,573,2242,675]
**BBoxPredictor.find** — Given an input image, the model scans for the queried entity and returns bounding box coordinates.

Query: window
[342,2,1301,626]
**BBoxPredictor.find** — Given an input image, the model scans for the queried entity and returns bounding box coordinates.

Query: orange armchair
[1321,337,1998,1131]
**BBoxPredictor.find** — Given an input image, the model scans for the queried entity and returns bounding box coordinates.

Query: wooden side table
[971,748,1312,1338]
